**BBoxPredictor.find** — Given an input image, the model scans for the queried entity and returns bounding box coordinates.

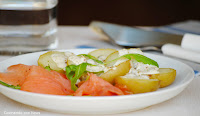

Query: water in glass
[0,0,58,54]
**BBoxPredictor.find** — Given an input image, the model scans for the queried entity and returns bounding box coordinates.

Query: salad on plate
[0,48,176,96]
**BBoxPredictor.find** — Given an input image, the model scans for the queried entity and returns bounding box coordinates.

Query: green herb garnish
[44,66,51,71]
[66,65,77,80]
[105,53,159,67]
[122,54,159,67]
[66,63,88,91]
[88,70,104,74]
[0,80,21,89]
[78,54,104,64]
[66,63,104,91]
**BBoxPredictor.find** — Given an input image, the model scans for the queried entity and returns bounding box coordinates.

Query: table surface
[0,26,200,116]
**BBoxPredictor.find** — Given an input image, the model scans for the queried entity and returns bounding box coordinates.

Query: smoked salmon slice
[21,66,74,95]
[0,64,31,86]
[50,70,74,95]
[74,73,124,96]
[0,64,125,96]
[115,84,133,95]
[0,64,74,95]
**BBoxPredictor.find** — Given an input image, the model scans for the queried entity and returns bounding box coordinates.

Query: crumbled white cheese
[51,48,158,81]
[51,54,67,69]
[52,51,84,70]
[129,48,144,55]
[86,65,104,72]
[64,51,74,57]
[86,58,111,73]
[131,62,159,75]
[104,67,111,72]
[123,61,159,79]
[52,51,110,74]
[118,48,143,56]
[122,74,150,79]
[86,64,110,73]
[87,59,96,65]
[98,55,107,61]
[68,55,86,65]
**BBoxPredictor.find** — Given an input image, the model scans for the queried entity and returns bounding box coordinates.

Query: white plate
[0,49,194,114]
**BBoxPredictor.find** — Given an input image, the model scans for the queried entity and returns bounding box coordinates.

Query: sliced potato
[100,60,131,84]
[38,51,65,73]
[104,51,119,67]
[149,68,176,88]
[115,76,160,94]
[104,48,144,67]
[67,59,74,66]
[88,48,117,61]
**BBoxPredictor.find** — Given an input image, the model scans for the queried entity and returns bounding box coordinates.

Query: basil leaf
[0,80,21,89]
[105,53,159,67]
[66,66,75,80]
[122,54,159,67]
[66,62,105,91]
[44,66,51,71]
[69,65,77,71]
[78,54,104,64]
[66,65,78,80]
[66,63,90,91]
[74,63,88,78]
[71,63,88,91]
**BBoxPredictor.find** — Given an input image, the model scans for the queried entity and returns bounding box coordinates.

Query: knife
[89,21,200,52]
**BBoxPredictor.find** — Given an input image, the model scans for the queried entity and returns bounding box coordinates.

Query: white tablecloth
[0,26,200,116]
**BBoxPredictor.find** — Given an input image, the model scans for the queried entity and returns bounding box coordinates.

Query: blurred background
[1,0,200,54]
[57,0,200,26]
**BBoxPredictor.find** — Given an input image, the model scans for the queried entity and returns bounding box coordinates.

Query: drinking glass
[0,0,58,55]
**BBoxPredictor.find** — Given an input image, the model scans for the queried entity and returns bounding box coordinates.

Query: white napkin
[181,33,200,53]
[161,44,200,63]
[161,33,200,63]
